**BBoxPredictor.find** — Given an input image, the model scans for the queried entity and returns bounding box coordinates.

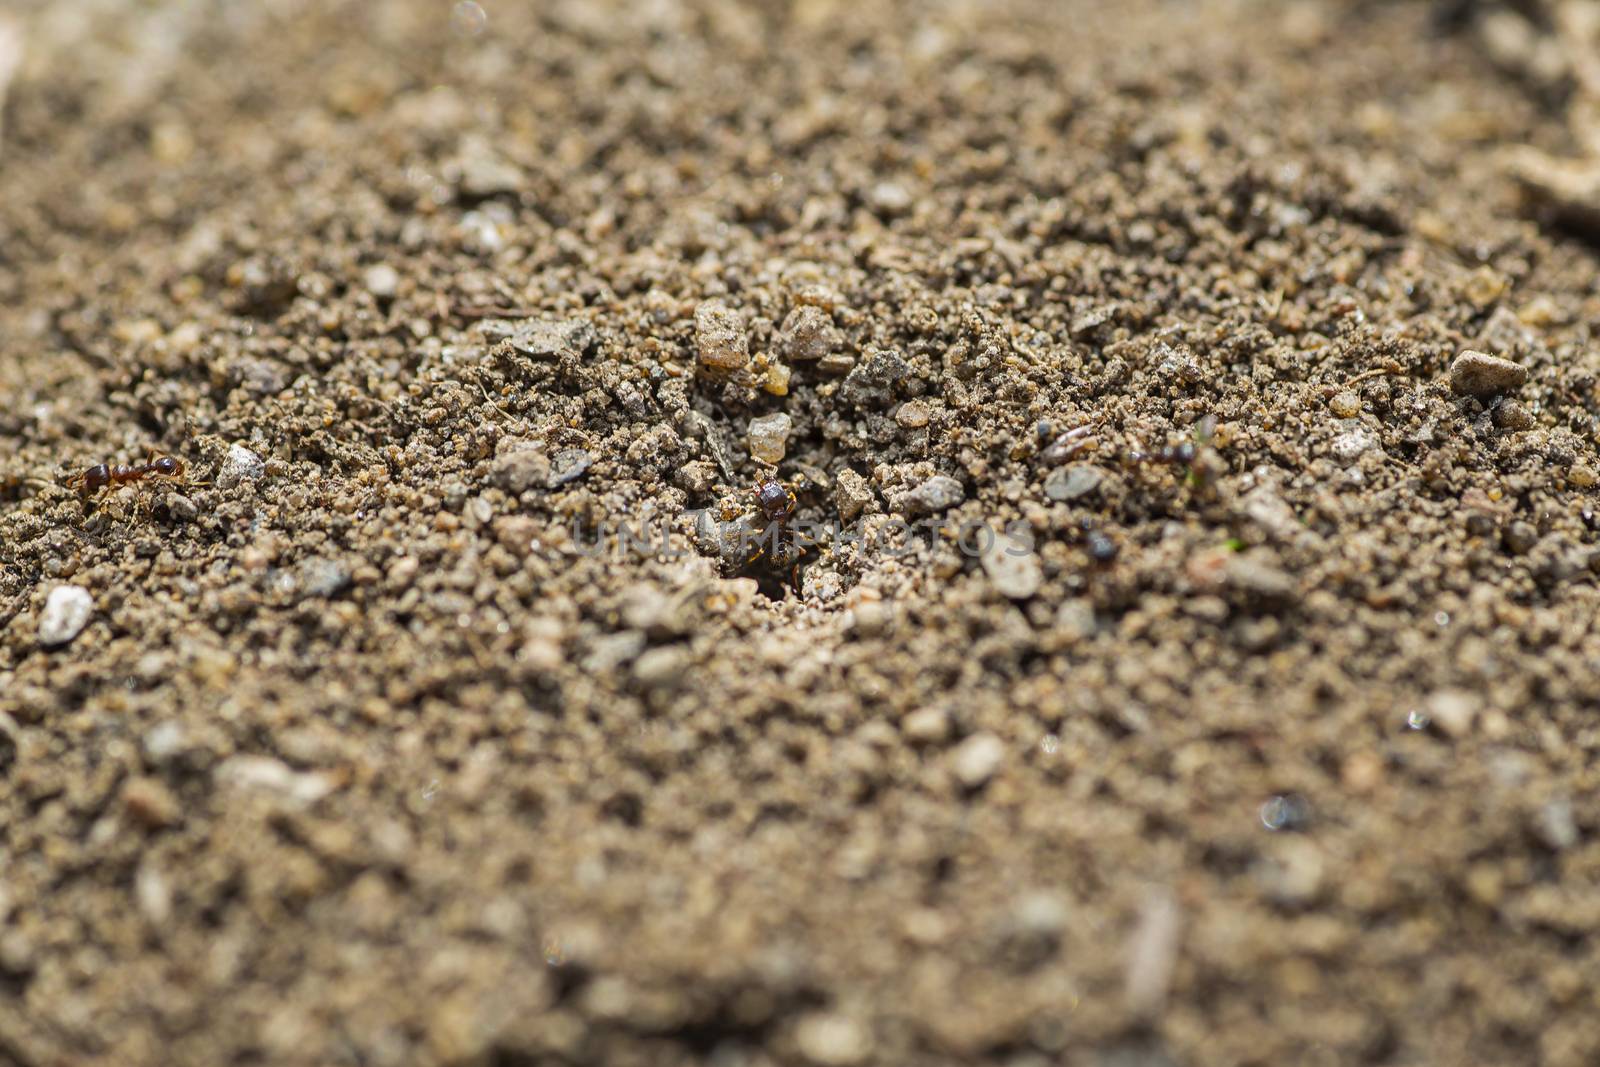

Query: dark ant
[1040,425,1097,465]
[65,454,190,498]
[1042,418,1219,491]
[1127,440,1199,468]
[738,478,811,596]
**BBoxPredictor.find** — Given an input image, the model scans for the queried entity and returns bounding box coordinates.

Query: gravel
[777,306,839,362]
[37,585,92,647]
[980,530,1044,599]
[1449,349,1529,396]
[1044,464,1103,501]
[896,475,965,517]
[217,443,265,488]
[694,302,749,372]
[747,412,794,464]
[950,732,1006,788]
[5,4,1600,1067]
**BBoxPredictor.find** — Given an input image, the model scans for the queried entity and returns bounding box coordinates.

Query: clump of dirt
[3,2,1600,1065]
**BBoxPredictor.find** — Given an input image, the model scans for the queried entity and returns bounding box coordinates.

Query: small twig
[1346,361,1404,387]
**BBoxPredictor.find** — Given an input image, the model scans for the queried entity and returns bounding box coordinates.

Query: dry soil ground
[3,1,1600,1065]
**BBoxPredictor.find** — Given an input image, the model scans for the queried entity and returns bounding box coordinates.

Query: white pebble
[901,706,951,744]
[219,443,265,488]
[980,530,1043,599]
[1329,428,1376,463]
[38,585,93,647]
[143,721,188,765]
[135,861,172,925]
[363,263,400,299]
[951,732,1005,788]
[1425,688,1481,738]
[794,1012,872,1066]
[215,755,334,807]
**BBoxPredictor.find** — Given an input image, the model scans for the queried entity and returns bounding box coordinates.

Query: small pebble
[38,585,93,647]
[1124,887,1181,1018]
[694,302,749,372]
[1328,391,1360,418]
[547,449,594,487]
[215,755,335,807]
[122,777,181,829]
[1223,553,1298,603]
[980,531,1043,599]
[0,932,34,978]
[507,317,596,360]
[218,444,266,489]
[1462,266,1506,309]
[166,494,199,522]
[143,721,188,765]
[1491,399,1533,431]
[298,557,350,598]
[898,475,964,517]
[1257,837,1325,905]
[951,732,1005,788]
[234,357,287,396]
[765,362,792,396]
[839,348,912,408]
[1044,464,1102,501]
[1329,428,1376,463]
[777,306,838,362]
[363,263,399,300]
[1534,799,1579,851]
[846,601,892,638]
[794,1012,872,1067]
[901,706,951,744]
[456,150,523,199]
[1009,891,1068,940]
[817,352,857,376]
[1425,688,1480,738]
[748,412,794,464]
[868,181,913,217]
[135,862,172,925]
[1449,350,1527,397]
[999,890,1068,969]
[1502,521,1537,555]
[895,399,931,428]
[632,646,689,691]
[491,447,550,493]
[834,469,873,521]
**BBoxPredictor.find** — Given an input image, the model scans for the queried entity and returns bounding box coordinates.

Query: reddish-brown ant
[65,454,189,498]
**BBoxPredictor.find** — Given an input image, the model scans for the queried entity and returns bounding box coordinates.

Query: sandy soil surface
[3,1,1600,1065]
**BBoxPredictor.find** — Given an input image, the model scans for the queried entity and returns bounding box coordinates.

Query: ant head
[153,457,182,476]
[753,479,796,520]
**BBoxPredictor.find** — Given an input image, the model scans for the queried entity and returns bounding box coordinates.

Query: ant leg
[743,521,778,568]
